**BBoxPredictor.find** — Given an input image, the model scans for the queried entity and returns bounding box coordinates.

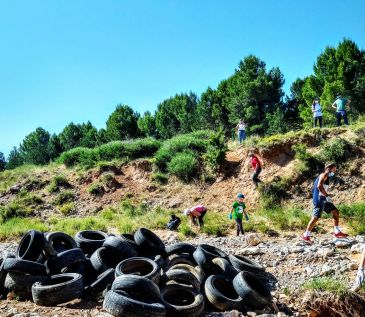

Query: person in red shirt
[183,205,207,228]
[249,153,262,187]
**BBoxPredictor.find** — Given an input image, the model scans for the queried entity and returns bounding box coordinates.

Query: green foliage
[258,177,291,209]
[106,104,140,141]
[201,212,230,236]
[48,175,71,193]
[49,216,107,236]
[178,223,196,239]
[203,130,227,173]
[53,190,75,205]
[0,217,48,240]
[88,183,104,196]
[320,138,352,164]
[293,143,323,177]
[59,202,76,215]
[138,111,157,137]
[302,277,348,297]
[0,152,6,172]
[101,172,115,184]
[0,201,33,223]
[151,172,168,184]
[155,93,198,139]
[6,147,24,170]
[167,151,199,182]
[339,202,365,235]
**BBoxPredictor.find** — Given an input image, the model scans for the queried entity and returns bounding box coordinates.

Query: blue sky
[0,0,364,157]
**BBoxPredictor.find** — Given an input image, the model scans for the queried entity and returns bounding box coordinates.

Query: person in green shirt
[331,94,351,126]
[230,193,249,236]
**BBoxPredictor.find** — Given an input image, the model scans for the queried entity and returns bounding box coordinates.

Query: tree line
[1,39,364,171]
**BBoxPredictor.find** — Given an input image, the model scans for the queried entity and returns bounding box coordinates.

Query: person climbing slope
[249,153,263,187]
[230,193,249,236]
[302,163,348,244]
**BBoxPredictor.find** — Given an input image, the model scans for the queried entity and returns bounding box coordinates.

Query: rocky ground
[1,226,364,317]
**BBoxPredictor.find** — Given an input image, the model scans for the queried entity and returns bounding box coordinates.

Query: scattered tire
[212,257,238,279]
[61,261,86,275]
[5,272,48,300]
[46,248,86,274]
[83,268,115,299]
[166,243,196,257]
[193,244,227,274]
[90,247,124,274]
[160,284,204,317]
[32,273,84,306]
[233,271,272,309]
[169,264,203,283]
[103,289,166,317]
[44,232,77,257]
[165,269,201,291]
[115,257,160,284]
[228,254,265,278]
[167,254,197,268]
[205,274,243,311]
[75,230,108,255]
[120,233,139,251]
[103,236,138,258]
[134,228,166,257]
[16,230,45,261]
[3,258,47,276]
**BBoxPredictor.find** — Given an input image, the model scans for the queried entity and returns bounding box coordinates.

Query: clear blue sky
[1,0,364,157]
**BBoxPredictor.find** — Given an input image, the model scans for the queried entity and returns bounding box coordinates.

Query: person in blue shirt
[331,94,351,126]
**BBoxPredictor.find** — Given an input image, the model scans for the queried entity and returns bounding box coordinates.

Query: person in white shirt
[312,98,323,128]
[236,119,246,144]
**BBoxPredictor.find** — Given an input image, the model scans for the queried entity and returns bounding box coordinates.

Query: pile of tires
[0,229,273,316]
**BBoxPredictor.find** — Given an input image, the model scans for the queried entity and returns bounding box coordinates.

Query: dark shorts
[313,196,338,218]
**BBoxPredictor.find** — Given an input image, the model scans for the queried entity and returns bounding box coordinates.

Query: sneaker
[334,232,349,238]
[302,235,313,245]
[352,268,365,292]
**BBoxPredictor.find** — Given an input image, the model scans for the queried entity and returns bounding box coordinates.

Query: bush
[0,202,33,222]
[101,172,115,184]
[320,138,351,165]
[168,151,199,182]
[203,130,227,173]
[302,277,348,297]
[339,202,365,235]
[258,177,291,209]
[53,190,75,205]
[293,144,323,177]
[48,174,71,193]
[88,183,105,196]
[151,173,168,184]
[59,202,76,215]
[58,147,98,168]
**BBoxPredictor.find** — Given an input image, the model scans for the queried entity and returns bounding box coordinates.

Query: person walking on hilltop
[352,247,365,291]
[183,205,207,229]
[302,163,348,244]
[332,94,351,126]
[312,98,323,128]
[236,119,247,145]
[230,193,249,236]
[249,153,263,187]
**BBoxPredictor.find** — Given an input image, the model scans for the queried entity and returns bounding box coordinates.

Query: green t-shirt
[232,201,246,220]
[335,98,348,112]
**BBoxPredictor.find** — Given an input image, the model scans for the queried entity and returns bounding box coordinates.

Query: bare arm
[331,102,337,109]
[317,174,328,197]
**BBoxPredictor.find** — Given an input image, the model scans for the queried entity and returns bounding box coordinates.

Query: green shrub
[302,277,348,297]
[293,144,323,177]
[339,202,365,235]
[59,202,76,215]
[88,183,105,196]
[0,201,33,222]
[101,172,115,184]
[53,190,75,205]
[0,217,48,240]
[203,130,227,173]
[59,147,99,168]
[168,151,199,182]
[151,173,168,184]
[178,223,196,239]
[258,177,291,209]
[48,175,71,193]
[320,138,351,165]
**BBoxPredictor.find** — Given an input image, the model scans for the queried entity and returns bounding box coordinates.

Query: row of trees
[1,39,364,170]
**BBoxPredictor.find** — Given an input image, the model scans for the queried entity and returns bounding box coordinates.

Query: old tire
[134,228,166,257]
[3,258,47,276]
[193,244,227,274]
[166,243,196,257]
[160,284,204,317]
[5,272,48,300]
[212,257,238,279]
[167,254,197,268]
[103,236,138,258]
[44,232,77,257]
[83,268,115,299]
[169,264,203,283]
[120,233,139,251]
[46,248,86,274]
[32,273,83,306]
[228,255,265,278]
[75,230,108,255]
[233,271,272,309]
[115,257,160,284]
[165,269,201,291]
[16,230,45,261]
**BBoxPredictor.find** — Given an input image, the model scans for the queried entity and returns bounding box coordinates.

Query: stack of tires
[0,229,273,316]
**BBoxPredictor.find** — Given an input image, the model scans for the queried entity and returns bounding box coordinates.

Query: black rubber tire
[120,233,139,251]
[233,271,272,309]
[16,230,45,261]
[5,272,48,300]
[166,243,196,257]
[228,255,266,278]
[167,254,197,268]
[134,228,166,257]
[169,264,203,283]
[83,268,115,299]
[45,248,86,274]
[90,247,124,273]
[103,289,166,317]
[36,253,47,264]
[165,269,201,291]
[3,258,47,276]
[61,261,86,275]
[103,236,138,258]
[0,253,14,298]
[82,258,99,285]
[160,284,204,317]
[44,232,77,257]
[115,257,160,284]
[111,274,161,301]
[32,273,84,306]
[212,257,239,279]
[193,244,227,275]
[75,230,108,255]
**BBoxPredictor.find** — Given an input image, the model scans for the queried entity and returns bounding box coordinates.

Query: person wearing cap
[248,153,263,187]
[312,98,323,128]
[352,247,365,291]
[230,193,249,236]
[183,205,207,228]
[331,94,351,126]
[302,163,348,244]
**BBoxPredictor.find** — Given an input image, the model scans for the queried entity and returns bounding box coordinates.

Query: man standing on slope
[249,153,262,187]
[302,163,348,244]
